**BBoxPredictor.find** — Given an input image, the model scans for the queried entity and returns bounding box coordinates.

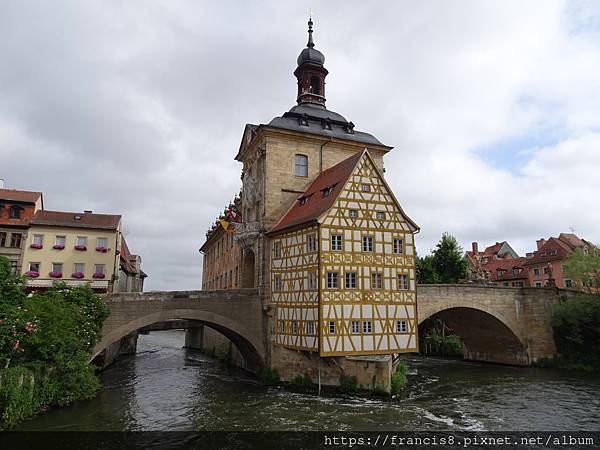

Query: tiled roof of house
[523,237,574,266]
[0,188,42,204]
[31,210,121,230]
[268,150,364,234]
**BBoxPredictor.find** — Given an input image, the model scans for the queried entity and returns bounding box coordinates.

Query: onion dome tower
[294,18,328,106]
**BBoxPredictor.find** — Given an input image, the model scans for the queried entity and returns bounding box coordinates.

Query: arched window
[294,154,308,177]
[310,76,321,95]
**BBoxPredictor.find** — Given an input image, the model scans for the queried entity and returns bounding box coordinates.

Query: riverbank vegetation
[548,293,600,371]
[0,257,109,429]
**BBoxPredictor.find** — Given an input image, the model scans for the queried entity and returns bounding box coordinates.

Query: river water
[15,330,600,431]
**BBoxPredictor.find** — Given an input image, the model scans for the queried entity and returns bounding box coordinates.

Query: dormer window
[299,114,309,127]
[322,119,332,130]
[345,122,355,134]
[294,154,308,177]
[9,206,23,219]
[297,193,313,205]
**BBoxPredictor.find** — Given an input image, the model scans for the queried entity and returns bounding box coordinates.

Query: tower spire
[307,16,314,48]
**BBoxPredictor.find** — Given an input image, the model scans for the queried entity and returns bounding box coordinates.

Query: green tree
[563,246,600,293]
[431,233,469,283]
[416,255,439,284]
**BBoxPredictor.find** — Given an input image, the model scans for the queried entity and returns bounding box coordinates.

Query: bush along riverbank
[541,293,600,372]
[0,257,109,429]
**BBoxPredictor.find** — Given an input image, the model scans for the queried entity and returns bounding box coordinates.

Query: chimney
[84,210,93,214]
[536,238,546,250]
[526,252,534,259]
[472,242,479,254]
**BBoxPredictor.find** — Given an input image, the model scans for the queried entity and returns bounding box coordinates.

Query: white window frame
[32,234,43,245]
[55,235,66,246]
[96,237,108,248]
[327,272,339,289]
[393,238,404,254]
[308,271,317,290]
[52,262,63,273]
[351,320,360,334]
[362,236,373,252]
[273,242,282,259]
[328,321,336,334]
[371,272,383,290]
[274,275,283,291]
[331,234,343,251]
[362,320,372,334]
[29,262,40,272]
[73,262,85,273]
[565,279,573,288]
[94,264,105,274]
[294,154,308,177]
[76,236,88,247]
[398,274,409,290]
[376,211,385,220]
[307,322,314,335]
[348,209,359,218]
[307,235,317,252]
[361,183,371,192]
[396,320,408,333]
[345,272,357,289]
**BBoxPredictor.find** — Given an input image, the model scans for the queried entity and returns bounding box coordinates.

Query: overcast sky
[1,1,599,290]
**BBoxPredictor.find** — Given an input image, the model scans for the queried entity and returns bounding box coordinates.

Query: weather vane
[309,8,315,20]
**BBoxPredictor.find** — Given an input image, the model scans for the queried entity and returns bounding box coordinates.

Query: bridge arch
[418,305,530,366]
[92,308,265,373]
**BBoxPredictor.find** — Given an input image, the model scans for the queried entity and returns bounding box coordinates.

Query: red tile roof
[268,150,364,234]
[523,237,574,266]
[0,188,42,204]
[31,210,121,230]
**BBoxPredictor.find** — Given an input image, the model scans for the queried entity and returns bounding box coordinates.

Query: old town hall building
[200,19,419,385]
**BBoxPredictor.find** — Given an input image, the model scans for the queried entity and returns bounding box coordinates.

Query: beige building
[21,210,123,292]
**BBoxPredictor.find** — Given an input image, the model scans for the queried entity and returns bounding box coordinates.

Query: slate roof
[31,210,121,230]
[267,103,387,147]
[0,188,42,204]
[268,150,364,234]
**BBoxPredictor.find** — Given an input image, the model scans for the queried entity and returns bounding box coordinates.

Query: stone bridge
[92,285,569,370]
[91,289,266,372]
[417,285,569,365]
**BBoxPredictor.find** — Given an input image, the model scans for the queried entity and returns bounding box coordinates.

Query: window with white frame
[273,242,281,258]
[32,234,43,245]
[274,275,283,291]
[76,236,87,247]
[398,274,409,290]
[308,271,317,290]
[348,209,358,218]
[361,183,371,192]
[73,263,85,274]
[55,235,66,246]
[307,321,314,335]
[328,321,336,334]
[327,272,339,289]
[362,320,372,333]
[307,235,317,252]
[331,234,342,251]
[345,272,357,289]
[52,262,63,273]
[393,238,404,254]
[565,279,573,288]
[96,237,108,248]
[396,320,408,333]
[512,281,524,288]
[533,268,540,276]
[94,264,105,275]
[362,236,373,252]
[351,320,360,334]
[280,321,285,333]
[292,322,298,334]
[294,154,308,177]
[371,273,383,289]
[29,262,40,272]
[535,281,542,288]
[376,211,385,220]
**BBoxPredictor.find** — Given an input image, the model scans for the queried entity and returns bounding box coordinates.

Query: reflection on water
[15,330,600,431]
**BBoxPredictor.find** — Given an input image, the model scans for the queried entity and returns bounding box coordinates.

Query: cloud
[1,1,598,289]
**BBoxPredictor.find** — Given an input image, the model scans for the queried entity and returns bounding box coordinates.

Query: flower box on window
[49,271,63,278]
[92,272,106,279]
[30,243,43,249]
[71,272,85,279]
[95,247,108,253]
[52,244,65,250]
[25,271,39,278]
[74,245,87,251]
